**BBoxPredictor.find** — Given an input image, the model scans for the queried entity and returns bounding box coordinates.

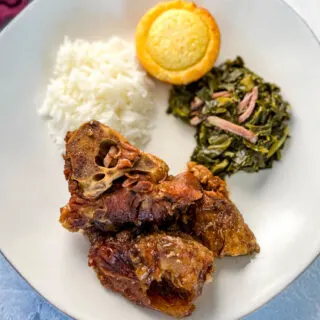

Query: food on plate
[60,121,259,258]
[60,121,258,316]
[88,229,214,317]
[168,57,291,177]
[60,119,168,200]
[186,162,258,256]
[135,0,220,85]
[38,37,154,150]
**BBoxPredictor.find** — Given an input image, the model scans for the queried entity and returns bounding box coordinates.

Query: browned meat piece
[60,121,202,232]
[60,121,259,257]
[185,163,260,256]
[60,168,203,232]
[190,194,259,256]
[64,120,169,199]
[187,162,229,199]
[88,230,214,318]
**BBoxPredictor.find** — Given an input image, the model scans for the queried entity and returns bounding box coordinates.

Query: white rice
[38,36,155,150]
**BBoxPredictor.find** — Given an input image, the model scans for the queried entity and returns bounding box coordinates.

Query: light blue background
[0,0,319,319]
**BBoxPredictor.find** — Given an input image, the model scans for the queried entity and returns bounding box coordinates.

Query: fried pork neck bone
[186,163,259,257]
[63,120,168,199]
[88,230,214,318]
[60,121,259,257]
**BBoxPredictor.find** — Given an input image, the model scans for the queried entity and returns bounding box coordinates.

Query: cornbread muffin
[136,1,220,85]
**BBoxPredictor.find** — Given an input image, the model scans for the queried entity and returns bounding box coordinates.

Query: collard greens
[168,57,291,177]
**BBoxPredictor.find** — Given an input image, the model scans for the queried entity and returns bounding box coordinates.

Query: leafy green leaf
[168,57,291,177]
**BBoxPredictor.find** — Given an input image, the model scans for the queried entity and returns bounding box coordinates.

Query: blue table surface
[0,1,319,319]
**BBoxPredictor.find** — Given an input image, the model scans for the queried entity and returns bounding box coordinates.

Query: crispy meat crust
[88,230,213,318]
[60,121,259,317]
[60,121,259,257]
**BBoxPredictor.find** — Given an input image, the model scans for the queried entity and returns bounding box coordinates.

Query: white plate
[0,0,319,319]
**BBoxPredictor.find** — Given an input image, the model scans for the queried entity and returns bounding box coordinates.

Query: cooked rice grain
[38,37,154,150]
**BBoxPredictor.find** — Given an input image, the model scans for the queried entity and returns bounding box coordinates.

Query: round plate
[0,0,319,319]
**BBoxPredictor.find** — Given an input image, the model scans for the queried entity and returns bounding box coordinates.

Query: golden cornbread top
[146,9,209,70]
[136,1,221,85]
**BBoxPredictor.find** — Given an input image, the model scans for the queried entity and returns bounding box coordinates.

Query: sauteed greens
[168,57,291,177]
